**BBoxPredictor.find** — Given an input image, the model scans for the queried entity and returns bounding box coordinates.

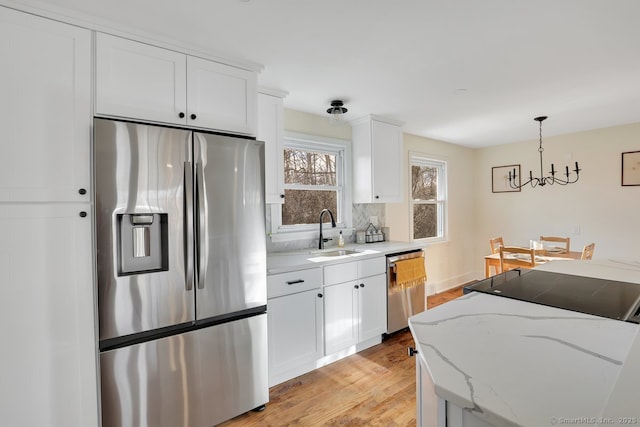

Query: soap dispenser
[338,231,345,247]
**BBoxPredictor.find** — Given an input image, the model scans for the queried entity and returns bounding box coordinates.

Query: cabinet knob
[317,293,323,298]
[190,114,197,120]
[354,284,359,289]
[375,195,380,199]
[179,112,185,118]
[78,188,87,195]
[280,194,285,199]
[359,283,365,288]
[79,211,87,218]
[408,347,419,357]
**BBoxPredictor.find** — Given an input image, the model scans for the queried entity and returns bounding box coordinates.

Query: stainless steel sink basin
[314,249,359,257]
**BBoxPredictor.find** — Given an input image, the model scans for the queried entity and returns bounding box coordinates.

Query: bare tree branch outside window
[411,162,445,240]
[282,148,339,225]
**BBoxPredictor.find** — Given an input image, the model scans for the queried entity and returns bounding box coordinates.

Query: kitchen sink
[312,249,360,257]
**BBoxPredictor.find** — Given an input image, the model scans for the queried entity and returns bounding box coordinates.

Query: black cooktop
[464,269,640,323]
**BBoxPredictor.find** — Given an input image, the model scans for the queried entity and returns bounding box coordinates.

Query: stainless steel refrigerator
[94,118,268,427]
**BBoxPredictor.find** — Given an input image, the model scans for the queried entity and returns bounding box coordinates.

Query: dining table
[484,249,582,278]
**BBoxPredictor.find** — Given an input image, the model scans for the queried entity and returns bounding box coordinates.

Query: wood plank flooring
[219,285,464,427]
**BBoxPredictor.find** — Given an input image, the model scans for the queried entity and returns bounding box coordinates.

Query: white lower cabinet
[266,257,388,386]
[0,204,97,427]
[267,268,323,386]
[324,257,387,355]
[324,279,359,354]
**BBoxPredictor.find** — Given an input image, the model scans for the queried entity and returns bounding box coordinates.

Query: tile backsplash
[266,203,386,253]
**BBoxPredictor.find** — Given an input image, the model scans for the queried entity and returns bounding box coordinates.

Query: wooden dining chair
[489,236,504,254]
[581,243,595,260]
[499,246,541,272]
[539,236,570,252]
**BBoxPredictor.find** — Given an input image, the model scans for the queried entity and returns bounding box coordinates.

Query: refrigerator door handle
[196,162,207,289]
[184,161,194,291]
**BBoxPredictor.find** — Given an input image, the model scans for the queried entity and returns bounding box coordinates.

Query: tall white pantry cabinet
[0,6,98,427]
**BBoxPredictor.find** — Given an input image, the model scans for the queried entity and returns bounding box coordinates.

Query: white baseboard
[428,271,479,295]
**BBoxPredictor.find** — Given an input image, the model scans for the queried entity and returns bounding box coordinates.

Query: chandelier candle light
[508,116,581,189]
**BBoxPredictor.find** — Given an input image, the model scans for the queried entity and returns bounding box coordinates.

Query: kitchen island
[409,259,640,427]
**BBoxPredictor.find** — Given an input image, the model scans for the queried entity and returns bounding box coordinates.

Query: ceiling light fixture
[326,100,348,125]
[508,116,581,189]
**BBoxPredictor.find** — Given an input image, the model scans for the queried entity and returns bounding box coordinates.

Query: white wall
[386,133,478,294]
[474,121,640,276]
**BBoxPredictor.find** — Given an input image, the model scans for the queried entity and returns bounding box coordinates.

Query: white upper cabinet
[351,115,404,203]
[0,7,91,202]
[95,33,187,126]
[258,90,287,204]
[96,33,257,135]
[187,56,256,134]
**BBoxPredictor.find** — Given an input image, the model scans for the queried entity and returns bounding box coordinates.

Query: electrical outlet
[369,216,378,226]
[571,223,581,235]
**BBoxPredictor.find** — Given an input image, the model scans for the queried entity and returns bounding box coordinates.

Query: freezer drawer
[100,314,268,427]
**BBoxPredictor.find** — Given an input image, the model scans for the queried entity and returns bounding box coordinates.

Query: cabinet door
[0,8,91,202]
[187,56,257,135]
[267,289,323,384]
[95,33,187,126]
[324,281,359,354]
[358,273,388,341]
[371,119,403,202]
[258,92,285,204]
[0,204,97,427]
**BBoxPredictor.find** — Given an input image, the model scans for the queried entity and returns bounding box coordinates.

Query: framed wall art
[622,151,640,186]
[492,164,521,193]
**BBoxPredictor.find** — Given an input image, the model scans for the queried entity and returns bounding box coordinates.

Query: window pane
[282,189,337,225]
[412,165,438,200]
[413,204,437,239]
[284,149,336,186]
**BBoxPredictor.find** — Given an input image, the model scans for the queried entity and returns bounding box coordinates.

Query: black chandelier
[508,116,581,189]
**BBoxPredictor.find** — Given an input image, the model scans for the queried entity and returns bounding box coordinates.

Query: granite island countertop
[267,240,427,274]
[409,259,640,427]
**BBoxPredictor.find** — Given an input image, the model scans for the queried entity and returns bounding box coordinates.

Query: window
[410,154,446,241]
[271,132,351,238]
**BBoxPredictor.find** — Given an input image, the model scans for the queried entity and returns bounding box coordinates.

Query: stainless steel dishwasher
[386,249,426,334]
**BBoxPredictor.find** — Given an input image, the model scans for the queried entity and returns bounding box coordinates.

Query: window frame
[269,132,352,242]
[409,152,447,242]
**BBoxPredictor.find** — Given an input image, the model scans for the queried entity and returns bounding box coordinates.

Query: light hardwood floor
[219,286,465,427]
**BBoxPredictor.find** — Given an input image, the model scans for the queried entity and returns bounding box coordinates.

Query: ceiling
[10,0,640,147]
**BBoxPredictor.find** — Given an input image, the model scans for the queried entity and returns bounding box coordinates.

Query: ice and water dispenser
[117,213,168,275]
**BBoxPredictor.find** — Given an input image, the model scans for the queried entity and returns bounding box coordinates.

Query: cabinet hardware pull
[359,283,365,288]
[78,188,86,195]
[375,195,380,199]
[79,211,87,218]
[190,114,197,120]
[354,284,359,289]
[317,293,323,298]
[286,279,304,285]
[280,194,285,198]
[179,112,185,118]
[408,347,419,357]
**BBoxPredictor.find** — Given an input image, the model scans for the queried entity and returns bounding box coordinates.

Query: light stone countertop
[409,259,640,427]
[266,241,427,274]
